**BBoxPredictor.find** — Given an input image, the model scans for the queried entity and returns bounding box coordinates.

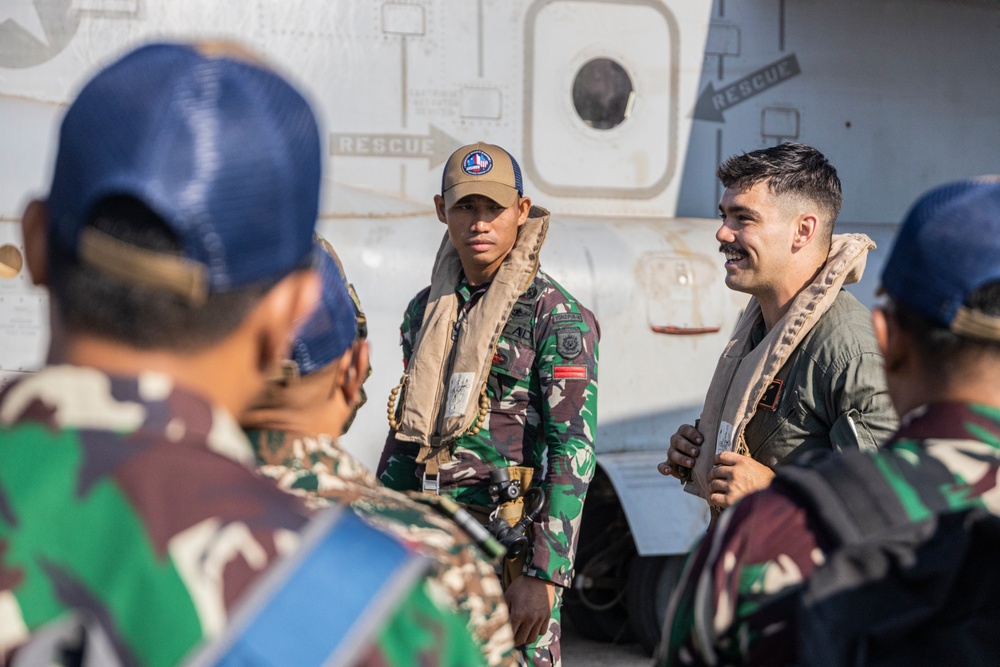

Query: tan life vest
[685,233,876,500]
[392,207,550,480]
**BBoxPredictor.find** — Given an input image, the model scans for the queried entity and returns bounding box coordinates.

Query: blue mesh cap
[289,239,359,376]
[46,42,321,303]
[881,177,1000,340]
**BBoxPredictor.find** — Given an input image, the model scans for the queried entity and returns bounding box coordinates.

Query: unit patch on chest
[757,379,784,411]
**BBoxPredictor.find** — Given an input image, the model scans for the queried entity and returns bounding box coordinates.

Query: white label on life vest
[445,372,475,418]
[716,421,735,454]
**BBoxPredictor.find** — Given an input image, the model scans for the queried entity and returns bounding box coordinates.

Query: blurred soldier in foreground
[660,142,896,509]
[0,42,478,666]
[242,237,518,666]
[658,178,1000,666]
[379,143,599,665]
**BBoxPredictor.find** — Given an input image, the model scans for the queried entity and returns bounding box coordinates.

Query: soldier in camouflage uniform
[242,238,518,667]
[658,178,1000,666]
[0,42,480,666]
[378,143,599,666]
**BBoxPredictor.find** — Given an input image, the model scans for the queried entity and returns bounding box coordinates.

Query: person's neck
[894,372,1000,419]
[462,262,500,287]
[50,334,261,417]
[241,404,344,439]
[756,261,825,331]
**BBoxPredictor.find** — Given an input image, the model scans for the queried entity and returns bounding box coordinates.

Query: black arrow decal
[694,54,801,123]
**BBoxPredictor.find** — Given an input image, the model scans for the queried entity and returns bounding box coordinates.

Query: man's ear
[791,212,819,249]
[341,339,370,406]
[434,195,448,224]
[873,306,906,374]
[516,196,532,227]
[253,269,321,374]
[22,199,50,287]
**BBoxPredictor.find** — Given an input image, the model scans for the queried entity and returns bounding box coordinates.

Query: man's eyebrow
[719,203,760,218]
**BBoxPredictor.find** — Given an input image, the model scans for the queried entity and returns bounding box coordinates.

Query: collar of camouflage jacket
[685,233,876,500]
[0,364,255,467]
[394,207,549,457]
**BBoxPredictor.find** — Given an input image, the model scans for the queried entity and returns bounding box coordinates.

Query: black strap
[774,450,911,547]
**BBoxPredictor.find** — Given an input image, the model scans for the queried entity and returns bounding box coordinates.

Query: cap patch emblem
[463,150,493,175]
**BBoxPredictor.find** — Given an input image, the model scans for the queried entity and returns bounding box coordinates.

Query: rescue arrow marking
[694,54,801,123]
[329,125,462,168]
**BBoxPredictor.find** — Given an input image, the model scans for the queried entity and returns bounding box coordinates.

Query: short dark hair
[47,196,273,351]
[717,142,842,244]
[890,281,1000,374]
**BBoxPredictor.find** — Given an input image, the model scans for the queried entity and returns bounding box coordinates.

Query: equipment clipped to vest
[411,491,508,562]
[485,467,545,561]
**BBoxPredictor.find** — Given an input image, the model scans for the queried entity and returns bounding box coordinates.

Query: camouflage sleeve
[656,489,825,667]
[525,301,599,588]
[368,577,488,666]
[378,294,425,491]
[251,431,517,666]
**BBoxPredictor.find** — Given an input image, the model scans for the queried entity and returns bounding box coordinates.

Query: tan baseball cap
[441,142,523,209]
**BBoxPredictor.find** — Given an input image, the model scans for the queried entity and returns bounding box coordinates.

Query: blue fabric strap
[187,508,427,667]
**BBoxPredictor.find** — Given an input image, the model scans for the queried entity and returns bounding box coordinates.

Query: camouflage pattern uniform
[248,428,519,667]
[379,269,600,665]
[0,366,482,667]
[658,401,1000,666]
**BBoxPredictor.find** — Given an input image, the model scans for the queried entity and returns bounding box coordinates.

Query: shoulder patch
[552,312,583,324]
[553,365,588,380]
[556,328,583,360]
[505,325,533,344]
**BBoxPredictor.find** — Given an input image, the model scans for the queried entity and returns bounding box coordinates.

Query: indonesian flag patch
[553,365,588,380]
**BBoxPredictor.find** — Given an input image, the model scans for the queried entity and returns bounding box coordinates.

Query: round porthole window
[572,58,635,130]
[0,244,23,279]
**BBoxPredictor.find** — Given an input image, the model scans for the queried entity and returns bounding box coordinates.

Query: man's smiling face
[715,181,799,299]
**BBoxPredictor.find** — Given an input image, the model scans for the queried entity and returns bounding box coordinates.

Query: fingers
[510,610,547,647]
[677,423,705,444]
[715,450,741,465]
[707,476,732,509]
[524,617,547,647]
[533,617,550,645]
[666,424,704,468]
[708,491,732,510]
[505,578,553,647]
[662,423,706,479]
[505,599,527,646]
[511,617,529,647]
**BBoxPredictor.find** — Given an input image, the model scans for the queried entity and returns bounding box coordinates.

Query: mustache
[719,243,746,255]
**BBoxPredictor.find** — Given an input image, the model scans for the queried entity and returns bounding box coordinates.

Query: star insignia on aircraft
[0,0,50,46]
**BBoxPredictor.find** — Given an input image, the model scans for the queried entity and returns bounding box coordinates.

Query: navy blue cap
[47,42,321,302]
[289,239,359,376]
[881,177,1000,340]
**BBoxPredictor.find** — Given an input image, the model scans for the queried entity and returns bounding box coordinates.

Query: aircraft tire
[625,554,686,655]
[564,470,635,643]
